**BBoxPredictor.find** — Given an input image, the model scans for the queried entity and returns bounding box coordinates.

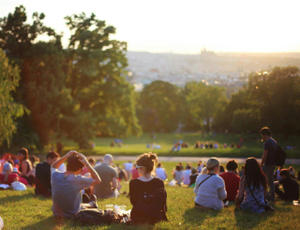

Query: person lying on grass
[129,152,168,224]
[194,158,227,210]
[51,151,101,219]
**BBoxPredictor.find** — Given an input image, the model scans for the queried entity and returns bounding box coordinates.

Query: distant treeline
[0,6,299,151]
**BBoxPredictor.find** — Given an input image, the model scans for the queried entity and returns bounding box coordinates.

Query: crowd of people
[0,126,299,226]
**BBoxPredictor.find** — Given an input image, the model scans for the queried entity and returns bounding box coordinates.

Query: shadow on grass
[234,208,276,229]
[21,216,60,230]
[0,192,34,205]
[183,207,219,226]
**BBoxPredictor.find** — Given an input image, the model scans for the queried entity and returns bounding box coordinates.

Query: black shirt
[264,137,277,166]
[35,162,51,196]
[280,177,299,201]
[129,178,167,224]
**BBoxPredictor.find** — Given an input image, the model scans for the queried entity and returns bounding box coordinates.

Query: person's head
[3,162,13,174]
[191,168,197,174]
[244,157,267,190]
[280,169,290,179]
[219,165,225,173]
[260,126,272,141]
[198,161,202,166]
[103,154,113,165]
[186,164,191,170]
[136,152,158,176]
[206,158,220,174]
[157,163,162,168]
[226,160,238,172]
[175,165,181,171]
[29,155,40,166]
[17,148,28,161]
[88,158,96,166]
[66,153,84,174]
[46,151,60,165]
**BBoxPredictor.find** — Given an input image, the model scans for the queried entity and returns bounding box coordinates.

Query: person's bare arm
[111,177,118,190]
[78,153,101,184]
[261,150,268,166]
[51,151,76,169]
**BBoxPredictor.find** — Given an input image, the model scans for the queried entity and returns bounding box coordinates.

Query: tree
[64,13,141,147]
[0,49,25,147]
[184,82,227,132]
[138,80,183,132]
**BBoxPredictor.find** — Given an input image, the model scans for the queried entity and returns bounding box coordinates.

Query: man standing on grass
[260,126,277,202]
[51,151,101,218]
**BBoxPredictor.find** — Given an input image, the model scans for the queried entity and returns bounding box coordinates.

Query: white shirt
[183,169,191,185]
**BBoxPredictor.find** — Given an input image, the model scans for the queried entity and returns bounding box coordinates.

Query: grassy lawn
[63,133,300,158]
[0,161,300,229]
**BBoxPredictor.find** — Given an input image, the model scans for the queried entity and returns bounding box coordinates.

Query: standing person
[155,163,167,181]
[129,153,167,224]
[220,160,240,202]
[236,158,268,213]
[194,158,226,210]
[94,154,119,199]
[35,151,60,197]
[17,148,33,185]
[51,151,101,218]
[260,126,277,202]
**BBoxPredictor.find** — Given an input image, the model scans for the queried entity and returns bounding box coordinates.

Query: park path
[91,155,300,165]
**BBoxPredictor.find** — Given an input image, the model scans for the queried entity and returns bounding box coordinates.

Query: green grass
[62,133,300,158]
[0,162,300,229]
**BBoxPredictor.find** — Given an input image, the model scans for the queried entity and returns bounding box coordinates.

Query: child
[275,169,299,202]
[173,165,183,186]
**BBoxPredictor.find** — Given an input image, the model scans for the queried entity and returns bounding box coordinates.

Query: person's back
[35,162,51,196]
[220,172,240,201]
[156,167,167,181]
[174,169,183,185]
[94,163,118,199]
[280,177,299,201]
[194,174,226,210]
[183,168,191,185]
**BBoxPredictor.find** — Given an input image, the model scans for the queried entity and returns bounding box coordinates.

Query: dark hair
[67,153,84,172]
[191,168,197,174]
[18,147,28,160]
[244,157,267,190]
[260,126,272,136]
[136,152,158,173]
[226,160,238,171]
[186,164,191,170]
[280,169,290,178]
[88,158,96,165]
[157,163,162,168]
[46,151,60,160]
[176,165,181,171]
[219,165,225,173]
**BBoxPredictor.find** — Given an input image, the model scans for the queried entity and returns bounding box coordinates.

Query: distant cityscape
[126,50,300,94]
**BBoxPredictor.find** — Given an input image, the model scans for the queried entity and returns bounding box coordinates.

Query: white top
[194,174,227,210]
[183,169,191,185]
[156,167,167,181]
[123,162,133,171]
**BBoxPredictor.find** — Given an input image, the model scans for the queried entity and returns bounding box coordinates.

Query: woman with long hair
[17,148,33,185]
[129,152,167,224]
[236,157,268,213]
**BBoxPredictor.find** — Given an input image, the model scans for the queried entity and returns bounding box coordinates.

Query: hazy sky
[1,0,300,53]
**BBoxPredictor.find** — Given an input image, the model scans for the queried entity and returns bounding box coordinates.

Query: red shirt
[220,172,240,201]
[131,168,139,180]
[0,173,19,185]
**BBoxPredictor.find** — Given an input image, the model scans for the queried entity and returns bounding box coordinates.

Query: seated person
[194,158,226,210]
[94,154,119,199]
[131,164,139,180]
[236,158,267,213]
[155,163,167,181]
[183,164,192,185]
[17,148,33,185]
[173,165,183,186]
[275,169,299,202]
[0,162,19,185]
[189,168,198,187]
[35,152,59,197]
[129,153,167,224]
[220,160,240,202]
[51,151,101,218]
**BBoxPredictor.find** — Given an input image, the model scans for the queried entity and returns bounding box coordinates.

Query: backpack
[274,145,286,167]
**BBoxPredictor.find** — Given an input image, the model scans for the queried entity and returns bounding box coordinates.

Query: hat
[3,163,12,173]
[206,158,219,170]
